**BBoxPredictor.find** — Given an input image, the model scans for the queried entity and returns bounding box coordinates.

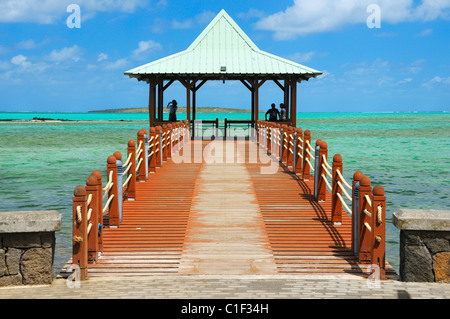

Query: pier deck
[65,140,396,278]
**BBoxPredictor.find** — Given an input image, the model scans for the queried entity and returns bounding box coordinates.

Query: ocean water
[0,111,449,275]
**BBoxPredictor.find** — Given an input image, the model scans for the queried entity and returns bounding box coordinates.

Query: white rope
[123,162,131,175]
[306,148,315,159]
[135,148,143,160]
[363,209,372,218]
[336,169,352,190]
[337,181,352,201]
[123,173,133,188]
[377,205,383,224]
[87,222,93,235]
[103,181,113,195]
[123,153,132,168]
[87,207,92,221]
[306,140,315,151]
[322,174,332,193]
[102,194,115,215]
[86,193,93,207]
[305,158,315,172]
[364,222,372,232]
[322,155,332,169]
[336,193,352,216]
[76,205,82,224]
[321,163,331,176]
[102,170,114,192]
[364,194,372,207]
[136,157,143,171]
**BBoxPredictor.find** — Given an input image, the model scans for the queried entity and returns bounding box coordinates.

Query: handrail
[256,120,387,280]
[71,121,188,280]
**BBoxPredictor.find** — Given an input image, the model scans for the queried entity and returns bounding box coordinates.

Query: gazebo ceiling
[124,9,322,82]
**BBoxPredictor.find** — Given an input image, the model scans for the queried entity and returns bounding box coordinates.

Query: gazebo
[124,9,322,128]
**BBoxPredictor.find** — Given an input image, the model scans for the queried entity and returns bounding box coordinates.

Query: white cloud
[16,39,37,50]
[255,0,450,38]
[0,0,149,24]
[11,54,30,67]
[172,18,193,29]
[97,53,108,61]
[48,45,82,63]
[287,51,328,63]
[423,76,450,87]
[152,11,216,33]
[237,9,266,20]
[132,40,162,59]
[415,28,433,37]
[105,58,129,70]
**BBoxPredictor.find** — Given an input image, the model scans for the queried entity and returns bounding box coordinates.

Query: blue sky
[0,0,449,113]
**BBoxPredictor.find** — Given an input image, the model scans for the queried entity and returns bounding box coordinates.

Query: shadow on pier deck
[62,139,396,278]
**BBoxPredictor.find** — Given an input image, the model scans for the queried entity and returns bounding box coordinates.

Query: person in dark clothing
[167,100,178,121]
[265,103,280,121]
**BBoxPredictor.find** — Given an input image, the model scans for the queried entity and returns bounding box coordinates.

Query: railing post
[358,175,372,263]
[155,126,163,167]
[85,174,99,264]
[113,151,123,223]
[256,120,260,144]
[184,120,190,142]
[162,124,168,162]
[107,155,120,228]
[371,185,386,280]
[294,128,303,175]
[167,124,173,158]
[72,185,88,280]
[314,139,322,200]
[331,154,343,225]
[281,125,287,163]
[302,130,311,181]
[352,171,363,257]
[127,140,136,199]
[267,123,272,154]
[137,129,146,181]
[317,141,327,202]
[92,170,103,254]
[287,126,294,168]
[148,128,157,173]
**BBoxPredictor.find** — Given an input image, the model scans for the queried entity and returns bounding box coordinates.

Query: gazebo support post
[148,79,157,127]
[290,79,298,127]
[284,80,290,121]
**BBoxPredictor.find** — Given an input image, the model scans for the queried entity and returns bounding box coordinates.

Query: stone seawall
[393,209,450,282]
[0,211,61,287]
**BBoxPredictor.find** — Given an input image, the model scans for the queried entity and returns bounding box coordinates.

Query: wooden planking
[245,141,396,276]
[63,139,397,278]
[178,142,278,274]
[86,147,202,276]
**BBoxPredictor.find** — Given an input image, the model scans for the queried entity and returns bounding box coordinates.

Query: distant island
[89,107,261,113]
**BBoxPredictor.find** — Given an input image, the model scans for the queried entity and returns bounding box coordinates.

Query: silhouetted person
[167,100,178,121]
[265,103,280,122]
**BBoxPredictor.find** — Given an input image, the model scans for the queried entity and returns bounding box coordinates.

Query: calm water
[0,111,449,275]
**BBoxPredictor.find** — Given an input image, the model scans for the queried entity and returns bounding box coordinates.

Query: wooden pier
[64,122,396,280]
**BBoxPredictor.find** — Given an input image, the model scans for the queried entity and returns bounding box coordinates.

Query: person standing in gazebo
[167,99,178,121]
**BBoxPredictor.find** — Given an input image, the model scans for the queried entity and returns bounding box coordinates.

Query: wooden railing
[256,120,387,280]
[71,120,190,280]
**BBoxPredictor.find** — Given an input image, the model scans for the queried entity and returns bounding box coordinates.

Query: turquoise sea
[1,111,449,275]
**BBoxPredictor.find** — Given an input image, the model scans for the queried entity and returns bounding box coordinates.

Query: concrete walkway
[0,275,449,299]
